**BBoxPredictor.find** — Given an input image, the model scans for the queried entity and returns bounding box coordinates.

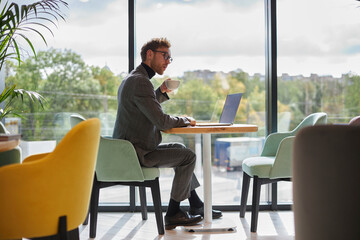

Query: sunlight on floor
[79,211,294,240]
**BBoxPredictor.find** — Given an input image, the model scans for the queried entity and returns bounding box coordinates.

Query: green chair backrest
[261,112,327,157]
[266,112,328,179]
[70,114,146,182]
[291,112,328,135]
[70,114,86,128]
[269,136,295,178]
[95,137,146,181]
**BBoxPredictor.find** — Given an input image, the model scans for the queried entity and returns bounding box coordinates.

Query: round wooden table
[0,139,20,152]
[163,124,258,134]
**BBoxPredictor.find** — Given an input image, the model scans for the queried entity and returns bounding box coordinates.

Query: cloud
[24,0,360,77]
[136,0,265,57]
[277,0,360,57]
[45,0,128,55]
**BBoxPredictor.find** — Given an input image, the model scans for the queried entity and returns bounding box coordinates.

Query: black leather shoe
[164,209,203,230]
[189,206,223,219]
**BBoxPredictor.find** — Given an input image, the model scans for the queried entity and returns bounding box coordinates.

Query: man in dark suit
[113,38,221,230]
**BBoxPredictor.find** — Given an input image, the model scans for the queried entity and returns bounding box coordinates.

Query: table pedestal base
[182,219,237,232]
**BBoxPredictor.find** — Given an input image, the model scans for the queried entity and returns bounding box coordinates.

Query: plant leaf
[0,0,67,67]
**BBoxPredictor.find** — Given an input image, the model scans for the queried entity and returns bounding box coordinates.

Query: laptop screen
[219,93,243,124]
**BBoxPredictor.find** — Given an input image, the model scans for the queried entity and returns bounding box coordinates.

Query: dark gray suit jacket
[113,64,190,167]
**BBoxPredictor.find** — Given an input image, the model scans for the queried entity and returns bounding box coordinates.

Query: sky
[6,0,360,77]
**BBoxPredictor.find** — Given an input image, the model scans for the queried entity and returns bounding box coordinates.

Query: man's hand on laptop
[185,117,196,126]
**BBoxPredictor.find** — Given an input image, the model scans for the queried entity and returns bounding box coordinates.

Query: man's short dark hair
[141,37,171,62]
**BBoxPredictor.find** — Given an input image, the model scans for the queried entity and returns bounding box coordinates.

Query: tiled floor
[79,211,295,240]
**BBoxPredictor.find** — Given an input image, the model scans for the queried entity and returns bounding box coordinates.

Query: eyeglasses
[152,50,173,63]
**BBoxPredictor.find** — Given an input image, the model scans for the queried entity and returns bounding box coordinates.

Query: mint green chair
[70,114,164,237]
[0,122,21,167]
[239,112,327,232]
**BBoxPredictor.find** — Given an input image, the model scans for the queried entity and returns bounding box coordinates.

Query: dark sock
[166,198,180,217]
[188,190,204,208]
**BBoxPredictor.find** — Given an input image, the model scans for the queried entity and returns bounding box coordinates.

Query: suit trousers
[144,142,200,202]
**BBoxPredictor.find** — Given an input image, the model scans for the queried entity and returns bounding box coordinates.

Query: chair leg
[251,176,261,232]
[240,172,251,218]
[139,186,148,220]
[130,186,136,212]
[59,215,68,240]
[150,178,165,235]
[89,180,100,238]
[271,182,278,211]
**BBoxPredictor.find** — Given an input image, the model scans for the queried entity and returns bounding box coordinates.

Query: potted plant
[0,0,68,121]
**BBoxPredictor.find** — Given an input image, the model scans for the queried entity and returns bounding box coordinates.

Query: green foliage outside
[5,48,122,141]
[345,75,360,116]
[4,48,359,141]
[0,0,68,121]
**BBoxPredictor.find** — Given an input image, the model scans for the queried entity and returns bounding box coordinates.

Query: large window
[277,0,360,203]
[3,0,128,202]
[4,0,127,141]
[4,0,268,208]
[137,0,266,206]
[7,0,358,209]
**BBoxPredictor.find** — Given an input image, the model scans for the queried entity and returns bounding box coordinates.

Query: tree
[345,74,360,116]
[6,48,103,140]
[164,78,217,120]
[91,65,123,112]
[0,0,67,121]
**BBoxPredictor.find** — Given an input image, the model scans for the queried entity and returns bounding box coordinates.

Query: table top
[0,139,20,152]
[163,123,258,134]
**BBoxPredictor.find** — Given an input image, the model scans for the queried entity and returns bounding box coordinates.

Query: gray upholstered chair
[293,125,360,240]
[349,115,360,125]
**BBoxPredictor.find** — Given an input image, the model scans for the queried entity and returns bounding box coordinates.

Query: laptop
[196,93,243,126]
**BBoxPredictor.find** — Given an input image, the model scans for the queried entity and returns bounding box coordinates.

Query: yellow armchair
[0,118,101,240]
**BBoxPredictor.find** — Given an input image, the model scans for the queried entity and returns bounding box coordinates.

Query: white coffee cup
[165,79,180,90]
